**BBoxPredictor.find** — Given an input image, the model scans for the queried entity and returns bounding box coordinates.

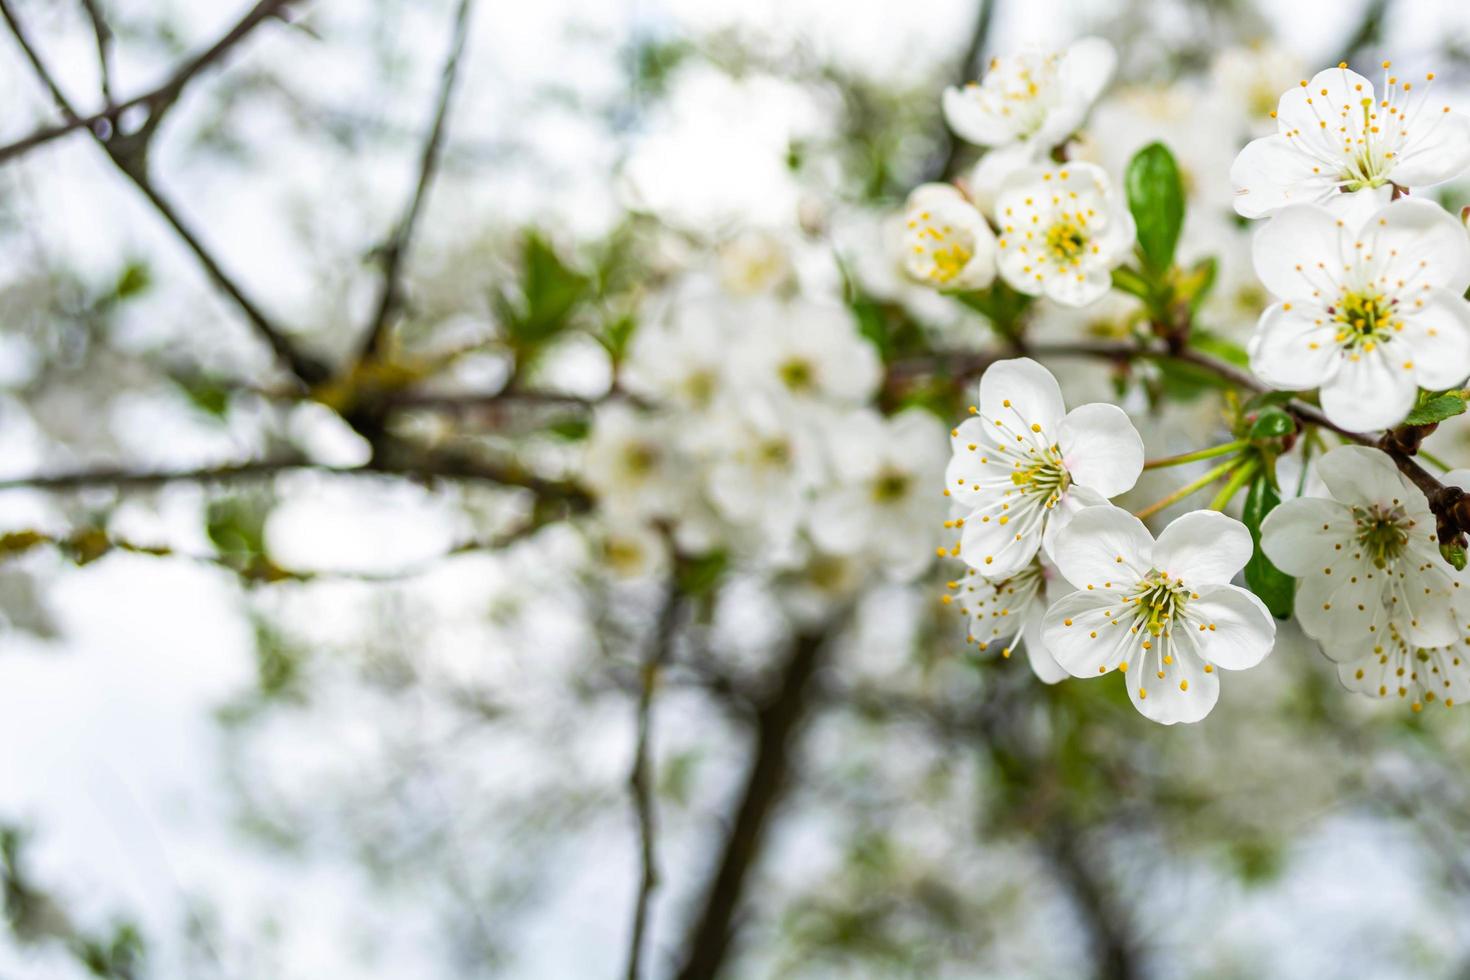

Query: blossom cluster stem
[1133,457,1243,521]
[1144,440,1248,470]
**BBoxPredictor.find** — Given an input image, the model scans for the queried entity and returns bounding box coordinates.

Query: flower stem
[1208,457,1259,511]
[1133,457,1244,521]
[1143,440,1249,470]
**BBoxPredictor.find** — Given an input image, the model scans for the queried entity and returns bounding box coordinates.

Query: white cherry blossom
[623,298,731,412]
[1043,507,1277,724]
[583,403,686,524]
[901,183,997,291]
[943,38,1116,161]
[993,163,1136,307]
[809,408,950,581]
[946,357,1144,579]
[948,556,1069,683]
[1231,62,1470,223]
[731,298,882,407]
[1247,198,1470,431]
[1261,445,1460,667]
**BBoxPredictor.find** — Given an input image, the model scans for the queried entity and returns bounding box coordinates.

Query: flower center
[1009,446,1071,506]
[908,212,975,285]
[622,443,659,476]
[1126,570,1191,636]
[759,437,792,467]
[683,369,716,406]
[1328,289,1400,351]
[1044,220,1088,265]
[871,468,912,504]
[966,51,1061,138]
[1352,503,1410,567]
[778,358,814,392]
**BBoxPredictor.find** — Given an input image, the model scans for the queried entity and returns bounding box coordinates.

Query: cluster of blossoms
[580,35,1470,727]
[908,41,1470,723]
[582,284,949,607]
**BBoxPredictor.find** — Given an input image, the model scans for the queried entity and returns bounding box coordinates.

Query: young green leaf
[1403,391,1467,426]
[1242,474,1295,619]
[1125,142,1185,274]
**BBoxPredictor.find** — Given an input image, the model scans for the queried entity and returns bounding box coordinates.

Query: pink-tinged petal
[1230,135,1339,219]
[1049,504,1153,590]
[1251,204,1348,300]
[1057,403,1144,498]
[1317,347,1418,432]
[1152,511,1254,586]
[1182,584,1276,670]
[1247,302,1340,390]
[1391,109,1470,187]
[1362,198,1470,295]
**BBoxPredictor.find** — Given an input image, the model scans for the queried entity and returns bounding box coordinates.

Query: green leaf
[498,231,592,350]
[1403,391,1467,426]
[1442,541,1468,571]
[1177,255,1218,313]
[1109,265,1152,301]
[1189,329,1249,368]
[597,313,638,364]
[1242,475,1295,619]
[1125,142,1186,274]
[114,260,152,299]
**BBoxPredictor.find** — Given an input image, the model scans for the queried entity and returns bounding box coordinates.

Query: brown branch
[0,452,592,508]
[675,630,827,980]
[0,0,328,385]
[922,0,998,183]
[0,0,298,164]
[77,0,114,104]
[624,583,682,980]
[357,0,475,364]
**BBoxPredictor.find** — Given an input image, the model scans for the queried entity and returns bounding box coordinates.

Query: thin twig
[77,0,114,104]
[0,0,298,164]
[0,0,327,385]
[624,583,683,980]
[357,0,475,363]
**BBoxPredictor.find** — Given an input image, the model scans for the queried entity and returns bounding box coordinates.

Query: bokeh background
[5,0,1470,977]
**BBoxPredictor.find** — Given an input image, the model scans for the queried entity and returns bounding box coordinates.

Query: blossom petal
[1059,37,1116,106]
[1230,135,1338,219]
[943,86,1019,147]
[1293,554,1392,661]
[1251,204,1347,300]
[1247,301,1341,390]
[1049,504,1153,590]
[1057,403,1144,498]
[1040,484,1106,560]
[1042,590,1133,677]
[807,486,869,556]
[959,494,1046,578]
[1363,198,1470,295]
[1042,266,1114,307]
[1182,584,1276,670]
[1152,510,1253,586]
[1391,109,1470,188]
[1313,444,1414,508]
[1260,496,1355,575]
[1318,346,1418,432]
[1021,606,1070,683]
[1402,289,1470,390]
[1126,643,1219,725]
[977,357,1067,436]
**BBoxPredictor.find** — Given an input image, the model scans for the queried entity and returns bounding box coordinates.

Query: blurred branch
[0,450,592,508]
[921,0,997,183]
[624,583,682,980]
[357,0,476,364]
[676,629,829,980]
[77,0,114,103]
[1338,0,1392,66]
[0,0,299,164]
[0,0,329,386]
[1042,823,1142,980]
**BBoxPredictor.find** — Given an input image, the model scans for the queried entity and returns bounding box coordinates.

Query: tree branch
[921,0,998,183]
[0,0,328,385]
[357,0,475,364]
[77,0,114,104]
[624,583,682,980]
[675,630,828,980]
